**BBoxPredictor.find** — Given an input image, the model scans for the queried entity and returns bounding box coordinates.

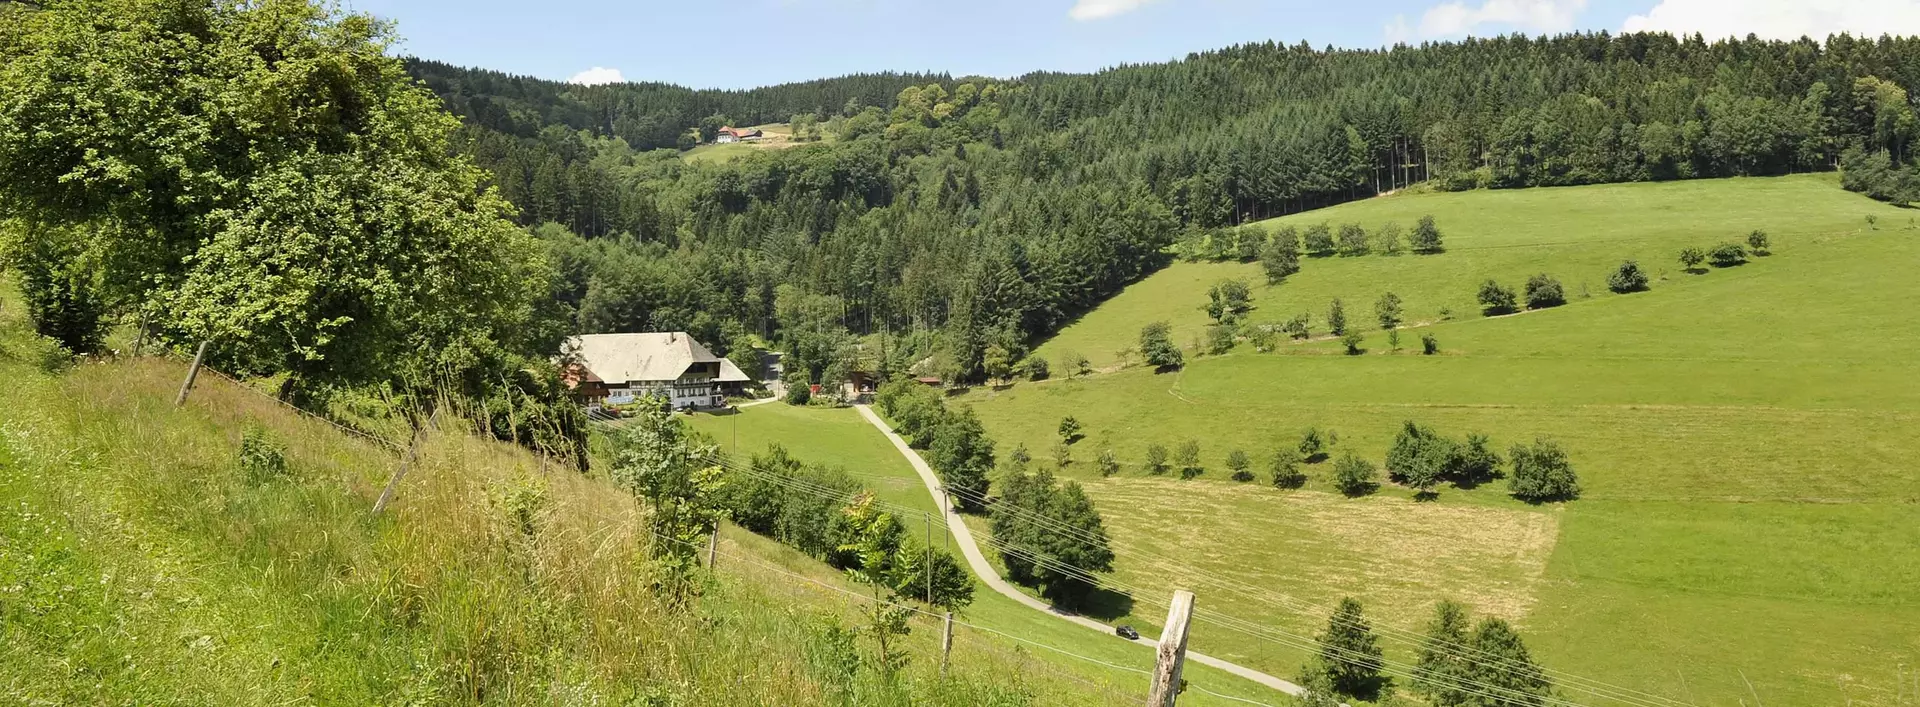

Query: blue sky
[344,0,1920,90]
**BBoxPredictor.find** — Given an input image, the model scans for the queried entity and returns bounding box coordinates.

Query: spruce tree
[1413,600,1475,707]
[1465,617,1554,707]
[1411,215,1445,253]
[1312,597,1388,700]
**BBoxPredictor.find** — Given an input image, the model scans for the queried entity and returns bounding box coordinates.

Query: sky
[342,0,1920,90]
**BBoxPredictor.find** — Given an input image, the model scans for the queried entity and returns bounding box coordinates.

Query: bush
[1523,273,1565,309]
[1679,246,1706,272]
[1421,333,1439,355]
[1326,298,1348,336]
[1336,223,1370,256]
[1375,222,1403,255]
[1332,453,1378,497]
[1606,260,1649,293]
[1477,279,1518,314]
[1374,292,1402,330]
[1058,350,1091,379]
[1227,449,1253,482]
[1303,223,1336,257]
[1284,313,1312,340]
[1175,439,1203,480]
[1746,229,1771,255]
[1023,356,1050,381]
[1458,433,1503,484]
[239,427,289,484]
[1262,229,1302,284]
[1058,416,1082,444]
[1051,441,1072,468]
[1708,242,1748,268]
[1270,447,1307,488]
[1205,279,1252,323]
[1340,330,1364,355]
[1097,449,1120,477]
[782,367,812,405]
[1247,325,1279,352]
[1204,323,1237,355]
[1144,443,1169,475]
[1298,427,1336,462]
[1410,215,1444,253]
[1508,438,1579,502]
[1385,421,1458,495]
[1140,321,1184,370]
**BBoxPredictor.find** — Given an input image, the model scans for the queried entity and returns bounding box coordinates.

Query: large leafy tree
[988,468,1115,607]
[0,0,551,397]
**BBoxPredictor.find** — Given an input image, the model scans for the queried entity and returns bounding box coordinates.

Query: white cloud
[568,67,626,86]
[1069,0,1159,21]
[1384,0,1587,42]
[1623,0,1920,40]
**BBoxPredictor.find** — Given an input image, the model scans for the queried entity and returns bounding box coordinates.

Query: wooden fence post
[1147,589,1195,707]
[706,529,719,568]
[940,611,954,676]
[173,341,209,406]
[371,417,430,516]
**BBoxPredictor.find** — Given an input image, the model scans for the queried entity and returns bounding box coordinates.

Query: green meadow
[954,174,1920,706]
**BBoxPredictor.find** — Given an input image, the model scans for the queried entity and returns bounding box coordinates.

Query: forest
[413,32,1920,386]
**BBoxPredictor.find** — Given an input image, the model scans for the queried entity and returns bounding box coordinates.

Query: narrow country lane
[852,404,1307,699]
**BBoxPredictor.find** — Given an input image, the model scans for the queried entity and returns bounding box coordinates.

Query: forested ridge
[414,32,1920,385]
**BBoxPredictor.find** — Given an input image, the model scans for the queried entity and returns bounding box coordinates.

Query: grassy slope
[685,403,1285,706]
[0,293,1122,706]
[961,174,1920,706]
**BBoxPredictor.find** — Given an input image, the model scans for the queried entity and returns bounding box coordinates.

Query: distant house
[561,332,752,411]
[714,126,763,144]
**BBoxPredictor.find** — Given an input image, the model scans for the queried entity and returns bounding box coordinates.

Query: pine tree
[1411,215,1445,253]
[1413,600,1475,707]
[1327,298,1348,336]
[1465,618,1553,707]
[1311,597,1388,700]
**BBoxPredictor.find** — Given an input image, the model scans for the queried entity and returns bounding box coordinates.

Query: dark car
[1115,625,1140,640]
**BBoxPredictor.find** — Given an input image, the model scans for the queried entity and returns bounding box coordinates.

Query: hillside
[956,174,1920,706]
[0,281,1127,705]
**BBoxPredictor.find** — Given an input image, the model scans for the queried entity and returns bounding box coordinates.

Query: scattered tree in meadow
[1411,215,1445,253]
[1607,260,1649,293]
[1140,321,1184,370]
[1051,441,1072,468]
[1376,221,1405,255]
[1205,322,1237,355]
[1341,330,1365,355]
[1337,223,1371,256]
[1059,350,1092,379]
[1375,292,1404,330]
[1465,618,1555,707]
[1097,448,1120,477]
[1262,229,1302,284]
[1176,439,1203,479]
[1679,246,1707,272]
[1299,427,1336,462]
[1412,600,1475,707]
[1523,273,1565,309]
[1508,438,1579,502]
[1304,223,1337,257]
[1247,324,1279,352]
[1747,229,1772,255]
[1023,356,1050,381]
[983,344,1015,385]
[990,469,1115,607]
[1145,443,1170,475]
[1007,442,1033,471]
[1308,597,1389,700]
[1058,416,1082,444]
[1270,446,1308,488]
[1422,333,1440,355]
[1227,449,1253,482]
[1709,242,1749,267]
[1206,278,1252,323]
[1477,279,1518,314]
[1458,433,1504,485]
[1327,298,1349,336]
[1284,313,1313,340]
[1332,453,1379,497]
[929,408,995,512]
[1386,420,1459,497]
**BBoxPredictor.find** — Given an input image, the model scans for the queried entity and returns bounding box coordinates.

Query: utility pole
[173,341,210,406]
[1146,589,1195,707]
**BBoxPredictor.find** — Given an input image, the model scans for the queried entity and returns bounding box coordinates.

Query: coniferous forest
[413,33,1920,384]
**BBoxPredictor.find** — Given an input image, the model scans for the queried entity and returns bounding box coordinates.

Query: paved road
[852,404,1306,699]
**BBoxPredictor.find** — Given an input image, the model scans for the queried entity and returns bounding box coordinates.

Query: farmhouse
[714,126,762,144]
[561,332,752,411]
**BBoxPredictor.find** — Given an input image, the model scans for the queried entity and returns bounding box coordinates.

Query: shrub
[1058,416,1082,444]
[1746,229,1771,255]
[1477,279,1518,314]
[1023,356,1050,381]
[1458,433,1503,484]
[1508,438,1579,502]
[1326,298,1348,336]
[1303,223,1336,257]
[1708,242,1748,268]
[1051,441,1072,468]
[1340,330,1364,355]
[1058,350,1091,379]
[1140,321,1184,370]
[1523,273,1565,309]
[1410,215,1444,253]
[782,367,812,405]
[1679,246,1706,271]
[1332,453,1378,497]
[1284,313,1312,340]
[1421,333,1439,355]
[1247,324,1279,352]
[1205,279,1252,323]
[1298,427,1336,462]
[239,427,289,484]
[1607,260,1649,293]
[1336,223,1370,256]
[1262,230,1302,284]
[1176,439,1203,479]
[1227,449,1253,482]
[1270,447,1307,488]
[1375,222,1403,255]
[1385,421,1458,495]
[1375,292,1403,330]
[1205,323,1237,355]
[1097,449,1120,477]
[1145,443,1169,475]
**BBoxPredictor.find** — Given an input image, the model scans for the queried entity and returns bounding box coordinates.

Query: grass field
[685,403,1287,706]
[953,174,1920,706]
[683,122,823,164]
